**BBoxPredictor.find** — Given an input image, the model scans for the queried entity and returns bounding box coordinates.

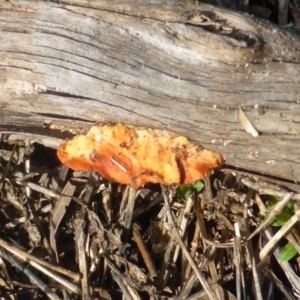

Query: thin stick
[161,186,217,300]
[29,260,81,294]
[263,227,300,295]
[0,248,61,300]
[74,219,90,298]
[132,223,157,278]
[0,237,80,281]
[233,223,242,300]
[248,192,294,240]
[16,181,60,199]
[105,258,141,300]
[243,205,263,300]
[260,209,300,260]
[184,219,200,281]
[173,196,193,262]
[241,177,300,201]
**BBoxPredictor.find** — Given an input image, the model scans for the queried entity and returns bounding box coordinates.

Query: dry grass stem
[132,223,158,278]
[1,134,300,299]
[248,192,294,240]
[260,210,300,260]
[161,186,218,300]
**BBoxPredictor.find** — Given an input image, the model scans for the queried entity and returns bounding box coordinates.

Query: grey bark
[1,0,300,182]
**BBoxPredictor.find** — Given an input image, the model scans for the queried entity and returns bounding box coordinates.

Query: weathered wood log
[1,0,300,182]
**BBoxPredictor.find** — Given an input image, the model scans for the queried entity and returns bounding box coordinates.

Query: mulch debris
[0,134,300,300]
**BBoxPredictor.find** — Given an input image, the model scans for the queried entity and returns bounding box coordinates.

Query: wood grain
[0,0,300,182]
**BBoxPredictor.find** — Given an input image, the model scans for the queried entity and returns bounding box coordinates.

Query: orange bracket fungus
[57,124,224,189]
